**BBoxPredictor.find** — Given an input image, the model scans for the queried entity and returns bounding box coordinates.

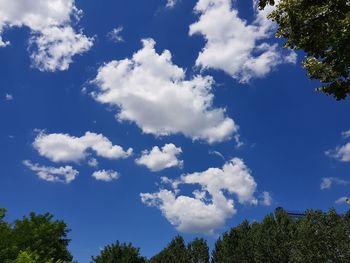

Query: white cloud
[326,130,350,162]
[260,191,272,206]
[92,169,119,182]
[320,177,350,190]
[141,158,258,234]
[326,143,350,162]
[166,0,178,8]
[189,0,296,83]
[342,130,350,139]
[335,197,350,205]
[5,93,13,101]
[33,131,133,163]
[88,158,98,167]
[209,150,225,161]
[135,143,183,172]
[92,38,237,144]
[23,160,78,184]
[0,0,93,71]
[107,26,124,43]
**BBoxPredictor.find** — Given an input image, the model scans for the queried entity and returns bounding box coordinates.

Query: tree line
[1,207,350,262]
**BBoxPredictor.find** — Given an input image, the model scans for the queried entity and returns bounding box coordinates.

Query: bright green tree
[0,209,72,263]
[259,0,350,100]
[11,251,40,263]
[91,241,146,263]
[11,212,72,263]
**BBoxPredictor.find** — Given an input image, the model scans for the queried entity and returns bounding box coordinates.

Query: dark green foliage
[259,0,350,100]
[212,208,350,263]
[150,236,210,263]
[0,209,72,263]
[187,238,210,263]
[150,236,190,263]
[91,241,146,263]
[290,209,350,262]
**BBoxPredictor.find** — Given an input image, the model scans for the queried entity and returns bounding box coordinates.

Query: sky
[0,0,350,261]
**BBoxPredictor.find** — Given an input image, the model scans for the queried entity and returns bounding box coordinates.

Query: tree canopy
[2,207,350,262]
[149,236,209,263]
[259,0,350,100]
[0,209,72,263]
[212,208,350,262]
[91,241,146,263]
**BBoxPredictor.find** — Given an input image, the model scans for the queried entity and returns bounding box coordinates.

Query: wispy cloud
[321,177,350,190]
[107,26,124,43]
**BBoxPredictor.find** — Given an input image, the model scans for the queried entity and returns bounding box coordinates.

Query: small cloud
[88,158,98,167]
[335,197,350,205]
[209,150,225,161]
[23,160,78,184]
[5,93,13,101]
[321,177,350,190]
[33,131,133,163]
[234,134,244,148]
[92,169,119,182]
[107,26,124,43]
[326,131,350,162]
[260,191,272,206]
[342,130,350,139]
[136,143,183,172]
[166,0,178,8]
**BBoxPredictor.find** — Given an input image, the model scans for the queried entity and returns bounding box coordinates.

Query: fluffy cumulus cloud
[23,160,78,183]
[0,0,93,71]
[189,0,296,83]
[92,39,237,144]
[135,143,183,172]
[92,169,119,182]
[33,131,133,163]
[320,177,350,190]
[141,158,258,234]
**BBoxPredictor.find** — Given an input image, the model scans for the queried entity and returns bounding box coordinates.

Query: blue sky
[1,0,350,261]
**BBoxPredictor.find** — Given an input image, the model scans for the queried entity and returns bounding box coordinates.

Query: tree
[11,212,72,263]
[91,241,146,263]
[290,209,350,262]
[0,208,16,262]
[259,0,350,100]
[253,208,294,262]
[187,238,209,263]
[212,207,350,262]
[212,220,255,263]
[11,251,40,263]
[0,209,73,263]
[149,236,190,263]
